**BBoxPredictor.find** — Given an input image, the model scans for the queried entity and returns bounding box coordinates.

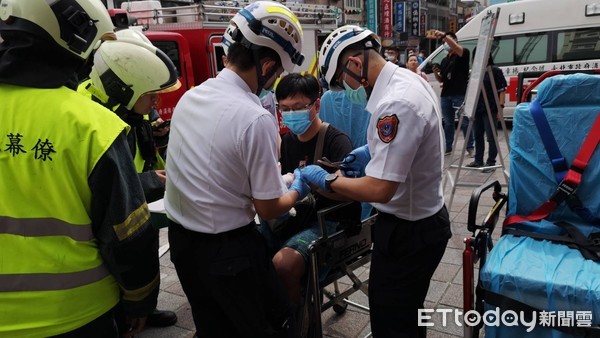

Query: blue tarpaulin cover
[479,74,600,337]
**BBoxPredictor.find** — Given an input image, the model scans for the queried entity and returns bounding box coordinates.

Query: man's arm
[328,174,399,204]
[89,131,160,319]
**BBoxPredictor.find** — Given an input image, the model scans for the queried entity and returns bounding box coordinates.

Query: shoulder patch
[377,114,399,143]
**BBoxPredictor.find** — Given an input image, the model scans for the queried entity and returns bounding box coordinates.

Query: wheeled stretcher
[464,71,600,337]
[300,201,374,338]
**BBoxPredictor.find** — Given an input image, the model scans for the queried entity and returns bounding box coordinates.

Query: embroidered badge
[377,114,399,143]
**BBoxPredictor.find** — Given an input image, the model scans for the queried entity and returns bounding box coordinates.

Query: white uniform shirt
[165,68,286,233]
[365,62,445,221]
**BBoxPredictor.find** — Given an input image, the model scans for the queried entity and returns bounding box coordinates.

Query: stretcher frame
[299,201,375,338]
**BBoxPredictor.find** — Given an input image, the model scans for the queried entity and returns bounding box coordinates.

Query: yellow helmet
[0,0,114,60]
[89,39,180,110]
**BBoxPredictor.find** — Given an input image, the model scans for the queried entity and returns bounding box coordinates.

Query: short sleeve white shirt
[365,62,445,221]
[165,68,286,233]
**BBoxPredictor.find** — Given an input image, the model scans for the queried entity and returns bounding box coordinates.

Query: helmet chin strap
[341,49,371,89]
[252,50,278,96]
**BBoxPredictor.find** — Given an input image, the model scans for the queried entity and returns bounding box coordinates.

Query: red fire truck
[107,0,339,123]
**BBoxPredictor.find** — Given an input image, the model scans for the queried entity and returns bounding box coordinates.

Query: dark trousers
[473,108,498,165]
[169,221,295,338]
[369,206,451,338]
[50,308,118,338]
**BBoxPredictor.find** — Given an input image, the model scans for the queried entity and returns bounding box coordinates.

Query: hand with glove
[298,165,329,191]
[340,144,371,177]
[289,168,311,200]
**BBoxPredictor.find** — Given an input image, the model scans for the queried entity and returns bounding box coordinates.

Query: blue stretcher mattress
[479,74,600,337]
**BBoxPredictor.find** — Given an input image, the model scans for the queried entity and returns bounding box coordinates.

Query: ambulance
[419,0,600,121]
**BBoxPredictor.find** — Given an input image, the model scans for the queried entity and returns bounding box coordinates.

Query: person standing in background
[466,53,507,172]
[432,30,475,156]
[407,53,428,81]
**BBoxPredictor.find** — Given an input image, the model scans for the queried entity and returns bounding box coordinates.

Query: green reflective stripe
[0,265,110,292]
[0,216,93,241]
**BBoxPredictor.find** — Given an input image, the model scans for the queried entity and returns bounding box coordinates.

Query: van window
[555,28,600,62]
[152,40,182,78]
[492,38,514,65]
[515,33,549,64]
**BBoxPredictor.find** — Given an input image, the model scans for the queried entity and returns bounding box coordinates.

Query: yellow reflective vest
[77,80,165,172]
[0,84,128,337]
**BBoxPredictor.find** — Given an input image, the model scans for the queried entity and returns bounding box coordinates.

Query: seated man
[267,73,359,304]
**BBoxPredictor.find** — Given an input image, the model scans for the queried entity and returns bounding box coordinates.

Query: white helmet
[318,25,381,91]
[221,23,236,56]
[230,1,304,72]
[89,39,180,110]
[0,0,114,60]
[115,28,151,46]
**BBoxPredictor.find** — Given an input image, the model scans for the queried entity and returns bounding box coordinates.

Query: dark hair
[445,32,458,40]
[227,42,281,71]
[275,73,321,103]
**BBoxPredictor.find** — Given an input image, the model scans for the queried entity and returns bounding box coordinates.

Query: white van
[419,0,600,121]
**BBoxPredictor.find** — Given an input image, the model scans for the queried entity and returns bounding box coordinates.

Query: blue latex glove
[289,168,311,200]
[340,144,371,177]
[299,165,328,191]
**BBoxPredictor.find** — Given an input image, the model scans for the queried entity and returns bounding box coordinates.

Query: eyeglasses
[277,100,316,113]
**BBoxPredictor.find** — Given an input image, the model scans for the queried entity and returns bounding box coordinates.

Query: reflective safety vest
[0,85,129,337]
[77,80,165,173]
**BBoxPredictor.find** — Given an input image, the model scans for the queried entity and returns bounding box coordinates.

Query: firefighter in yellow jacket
[0,1,160,337]
[78,30,181,329]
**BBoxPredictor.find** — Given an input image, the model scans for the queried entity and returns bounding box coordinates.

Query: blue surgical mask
[259,89,271,99]
[282,110,312,135]
[343,80,368,105]
[443,42,452,52]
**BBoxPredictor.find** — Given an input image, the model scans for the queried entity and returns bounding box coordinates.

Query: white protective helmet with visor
[318,25,381,91]
[88,39,181,111]
[0,0,114,60]
[228,1,304,72]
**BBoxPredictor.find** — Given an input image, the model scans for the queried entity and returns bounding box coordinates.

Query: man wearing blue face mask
[272,73,357,305]
[432,30,474,156]
[299,25,451,337]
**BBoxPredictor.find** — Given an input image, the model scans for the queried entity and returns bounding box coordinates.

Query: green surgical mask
[343,80,368,105]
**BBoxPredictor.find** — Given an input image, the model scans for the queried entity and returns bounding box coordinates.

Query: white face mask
[443,42,452,52]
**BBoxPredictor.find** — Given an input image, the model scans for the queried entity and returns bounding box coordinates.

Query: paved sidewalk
[139,128,511,338]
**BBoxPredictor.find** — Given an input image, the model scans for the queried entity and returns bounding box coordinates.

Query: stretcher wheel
[333,302,347,314]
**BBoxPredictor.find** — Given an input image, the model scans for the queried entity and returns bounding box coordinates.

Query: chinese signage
[381,0,393,38]
[410,1,420,37]
[395,2,405,33]
[366,0,377,35]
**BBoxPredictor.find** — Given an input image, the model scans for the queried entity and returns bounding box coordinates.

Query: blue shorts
[257,219,338,263]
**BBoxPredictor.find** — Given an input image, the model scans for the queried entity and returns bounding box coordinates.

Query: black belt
[170,220,256,241]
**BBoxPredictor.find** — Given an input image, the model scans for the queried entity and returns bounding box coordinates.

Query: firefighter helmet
[115,28,151,46]
[230,1,304,72]
[89,39,180,110]
[0,0,114,60]
[318,25,381,91]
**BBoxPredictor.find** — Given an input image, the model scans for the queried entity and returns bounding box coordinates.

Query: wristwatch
[325,173,338,192]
